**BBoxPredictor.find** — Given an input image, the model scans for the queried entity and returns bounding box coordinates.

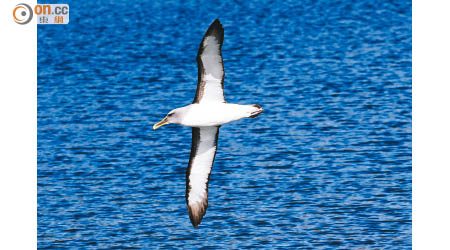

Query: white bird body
[175,103,262,127]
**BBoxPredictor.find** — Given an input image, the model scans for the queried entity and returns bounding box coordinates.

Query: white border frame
[0,1,37,249]
[413,0,450,249]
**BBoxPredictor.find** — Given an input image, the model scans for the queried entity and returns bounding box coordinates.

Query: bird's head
[153,107,185,130]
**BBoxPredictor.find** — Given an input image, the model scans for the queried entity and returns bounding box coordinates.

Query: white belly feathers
[180,103,259,127]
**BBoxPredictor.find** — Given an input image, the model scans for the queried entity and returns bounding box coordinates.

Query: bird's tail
[249,104,263,118]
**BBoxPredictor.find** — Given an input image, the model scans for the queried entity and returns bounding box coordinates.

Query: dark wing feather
[185,127,219,228]
[193,19,226,104]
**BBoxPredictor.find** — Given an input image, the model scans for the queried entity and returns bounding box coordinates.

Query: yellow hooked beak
[153,116,169,130]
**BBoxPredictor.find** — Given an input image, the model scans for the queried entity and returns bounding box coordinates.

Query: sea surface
[38,0,411,249]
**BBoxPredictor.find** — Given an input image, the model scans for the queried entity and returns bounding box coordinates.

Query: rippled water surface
[38,0,411,249]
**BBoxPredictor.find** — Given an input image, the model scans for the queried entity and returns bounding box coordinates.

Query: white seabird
[153,19,263,228]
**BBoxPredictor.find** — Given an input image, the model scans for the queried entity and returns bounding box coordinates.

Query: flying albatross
[153,19,263,228]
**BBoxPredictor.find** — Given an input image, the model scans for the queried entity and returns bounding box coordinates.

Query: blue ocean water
[38,0,411,249]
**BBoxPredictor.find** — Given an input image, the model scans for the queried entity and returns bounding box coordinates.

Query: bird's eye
[168,113,173,117]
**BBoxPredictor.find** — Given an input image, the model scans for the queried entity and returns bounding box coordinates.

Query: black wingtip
[204,19,224,43]
[188,204,205,228]
[212,19,222,29]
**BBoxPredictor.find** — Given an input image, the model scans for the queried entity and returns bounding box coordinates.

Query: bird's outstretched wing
[193,19,225,104]
[186,126,219,228]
